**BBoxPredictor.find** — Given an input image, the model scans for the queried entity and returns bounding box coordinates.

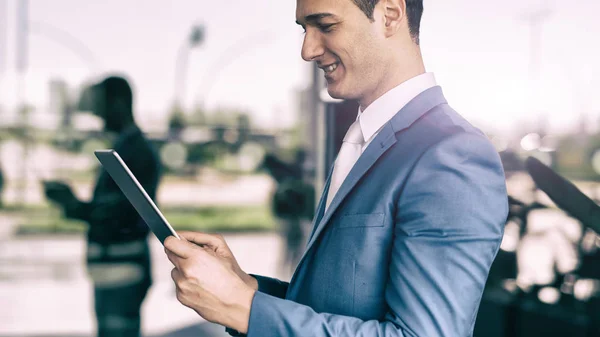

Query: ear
[381,0,406,38]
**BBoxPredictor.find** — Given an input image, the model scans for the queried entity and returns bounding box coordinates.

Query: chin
[326,83,360,102]
[326,89,343,100]
[326,81,349,100]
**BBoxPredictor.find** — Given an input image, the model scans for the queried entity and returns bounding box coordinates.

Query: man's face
[296,0,386,102]
[91,88,116,132]
[90,86,107,122]
[90,86,121,132]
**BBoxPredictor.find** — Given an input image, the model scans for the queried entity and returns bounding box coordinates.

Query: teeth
[325,63,338,73]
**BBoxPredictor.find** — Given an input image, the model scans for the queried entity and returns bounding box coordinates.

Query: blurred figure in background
[263,149,315,276]
[43,75,161,337]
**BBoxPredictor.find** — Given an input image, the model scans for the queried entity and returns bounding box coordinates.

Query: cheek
[343,44,378,83]
[342,32,379,68]
[358,39,384,78]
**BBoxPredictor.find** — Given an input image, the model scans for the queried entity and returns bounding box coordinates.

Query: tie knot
[343,120,364,145]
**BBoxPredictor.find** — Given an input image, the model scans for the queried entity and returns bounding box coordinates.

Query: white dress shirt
[357,72,438,152]
[325,72,438,209]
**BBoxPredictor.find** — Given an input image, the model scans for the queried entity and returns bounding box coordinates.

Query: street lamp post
[519,3,553,126]
[15,0,29,206]
[173,24,205,112]
[0,0,7,81]
[12,0,100,206]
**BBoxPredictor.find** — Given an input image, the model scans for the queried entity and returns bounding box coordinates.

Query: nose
[301,29,325,62]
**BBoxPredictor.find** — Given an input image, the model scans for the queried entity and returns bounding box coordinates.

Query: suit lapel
[304,123,397,252]
[285,167,332,299]
[287,125,397,297]
[306,165,334,243]
[287,86,448,295]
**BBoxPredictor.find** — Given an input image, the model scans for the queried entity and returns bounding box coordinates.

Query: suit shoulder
[411,104,492,148]
[421,104,485,137]
[402,104,502,175]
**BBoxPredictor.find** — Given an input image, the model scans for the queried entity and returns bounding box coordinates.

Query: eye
[318,24,335,33]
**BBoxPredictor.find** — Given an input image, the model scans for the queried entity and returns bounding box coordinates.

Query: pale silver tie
[326,120,364,210]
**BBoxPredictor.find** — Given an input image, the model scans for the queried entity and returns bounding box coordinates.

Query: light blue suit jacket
[242,86,508,336]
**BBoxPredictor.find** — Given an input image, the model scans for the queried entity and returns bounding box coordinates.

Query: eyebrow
[295,13,337,26]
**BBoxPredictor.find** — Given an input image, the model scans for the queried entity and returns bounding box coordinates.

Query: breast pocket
[334,213,385,229]
[322,212,388,318]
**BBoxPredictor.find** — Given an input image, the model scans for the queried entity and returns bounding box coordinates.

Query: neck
[121,119,135,129]
[107,118,135,133]
[358,45,425,110]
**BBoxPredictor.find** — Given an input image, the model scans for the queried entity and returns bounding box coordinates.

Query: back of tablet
[94,149,179,244]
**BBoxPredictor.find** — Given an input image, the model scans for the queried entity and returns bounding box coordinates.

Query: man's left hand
[43,180,76,205]
[164,233,256,334]
[43,181,80,215]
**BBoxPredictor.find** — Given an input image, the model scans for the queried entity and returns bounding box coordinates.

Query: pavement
[0,231,289,337]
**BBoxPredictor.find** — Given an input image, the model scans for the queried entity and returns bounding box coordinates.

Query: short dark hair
[98,76,133,109]
[351,0,423,44]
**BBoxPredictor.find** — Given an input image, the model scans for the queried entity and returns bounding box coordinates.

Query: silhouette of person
[43,75,161,337]
[263,150,315,275]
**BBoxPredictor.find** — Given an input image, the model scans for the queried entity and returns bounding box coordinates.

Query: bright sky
[0,0,599,134]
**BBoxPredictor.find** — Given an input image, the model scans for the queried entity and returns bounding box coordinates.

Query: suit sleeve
[251,274,289,298]
[243,132,508,337]
[226,275,290,336]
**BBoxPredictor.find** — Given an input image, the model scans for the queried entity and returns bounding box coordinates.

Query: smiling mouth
[322,62,339,74]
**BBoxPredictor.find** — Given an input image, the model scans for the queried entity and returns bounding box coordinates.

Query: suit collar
[287,85,448,297]
[302,123,397,252]
[388,86,447,133]
[315,85,447,233]
[358,72,438,144]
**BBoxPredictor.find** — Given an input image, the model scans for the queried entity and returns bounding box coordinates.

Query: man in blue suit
[163,0,508,336]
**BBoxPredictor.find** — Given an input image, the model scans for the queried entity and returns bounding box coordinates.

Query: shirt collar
[357,72,437,144]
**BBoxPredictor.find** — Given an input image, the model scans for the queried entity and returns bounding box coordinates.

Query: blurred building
[48,78,69,119]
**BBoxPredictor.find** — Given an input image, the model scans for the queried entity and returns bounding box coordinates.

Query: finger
[178,231,224,248]
[171,267,183,283]
[164,235,199,259]
[171,268,195,308]
[165,248,182,269]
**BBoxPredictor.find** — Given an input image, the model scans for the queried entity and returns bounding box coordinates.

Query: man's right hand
[174,231,258,291]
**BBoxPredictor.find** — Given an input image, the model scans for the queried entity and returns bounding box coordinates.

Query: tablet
[94,149,180,244]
